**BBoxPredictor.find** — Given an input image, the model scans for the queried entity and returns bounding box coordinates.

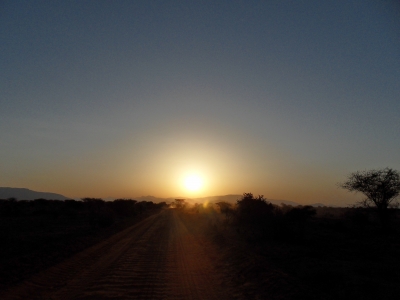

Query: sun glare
[184,174,203,192]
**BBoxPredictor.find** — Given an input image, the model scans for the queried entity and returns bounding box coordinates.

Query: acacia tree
[340,168,400,223]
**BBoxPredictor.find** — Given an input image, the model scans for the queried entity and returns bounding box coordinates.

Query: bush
[236,193,274,224]
[285,206,316,222]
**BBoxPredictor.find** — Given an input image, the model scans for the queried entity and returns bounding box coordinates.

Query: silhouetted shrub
[234,193,276,240]
[64,199,84,210]
[215,202,235,221]
[270,206,316,242]
[156,202,168,209]
[81,198,107,216]
[112,199,137,217]
[174,199,186,209]
[345,208,371,228]
[97,213,115,228]
[285,206,316,222]
[236,193,274,223]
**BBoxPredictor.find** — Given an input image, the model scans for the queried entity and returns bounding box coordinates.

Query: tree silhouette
[340,168,400,225]
[174,199,186,209]
[236,193,274,230]
[285,205,316,222]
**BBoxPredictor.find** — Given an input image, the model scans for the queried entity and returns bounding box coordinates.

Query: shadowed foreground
[0,209,230,300]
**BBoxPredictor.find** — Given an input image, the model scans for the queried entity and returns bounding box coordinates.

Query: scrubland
[1,195,400,299]
[179,194,400,300]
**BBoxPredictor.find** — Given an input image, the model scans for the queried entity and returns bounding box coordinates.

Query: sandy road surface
[1,209,230,300]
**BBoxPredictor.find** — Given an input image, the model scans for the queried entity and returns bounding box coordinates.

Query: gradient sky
[1,0,399,205]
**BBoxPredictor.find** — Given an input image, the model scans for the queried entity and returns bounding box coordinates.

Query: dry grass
[179,205,400,300]
[2,199,399,299]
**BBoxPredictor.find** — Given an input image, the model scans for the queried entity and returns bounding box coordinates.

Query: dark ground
[180,205,400,300]
[1,199,400,299]
[0,199,164,290]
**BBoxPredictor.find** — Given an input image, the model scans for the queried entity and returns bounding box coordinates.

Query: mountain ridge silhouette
[0,187,70,201]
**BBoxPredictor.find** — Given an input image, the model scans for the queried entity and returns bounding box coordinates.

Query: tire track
[0,212,163,300]
[166,211,230,300]
[1,209,232,300]
[73,211,170,300]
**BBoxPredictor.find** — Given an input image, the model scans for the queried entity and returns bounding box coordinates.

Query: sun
[184,174,203,192]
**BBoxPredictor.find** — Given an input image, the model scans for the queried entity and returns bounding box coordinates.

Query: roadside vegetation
[2,167,399,298]
[0,198,166,289]
[177,193,400,300]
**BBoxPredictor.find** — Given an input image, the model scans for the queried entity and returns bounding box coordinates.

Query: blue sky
[1,0,399,205]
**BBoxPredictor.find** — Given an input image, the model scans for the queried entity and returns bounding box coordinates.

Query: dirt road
[1,209,231,300]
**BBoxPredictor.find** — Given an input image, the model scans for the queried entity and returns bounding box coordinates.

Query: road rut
[1,209,230,300]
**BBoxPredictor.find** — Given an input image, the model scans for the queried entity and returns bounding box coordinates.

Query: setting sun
[184,174,203,192]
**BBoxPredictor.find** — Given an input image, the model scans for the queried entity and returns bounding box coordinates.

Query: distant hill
[0,187,70,201]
